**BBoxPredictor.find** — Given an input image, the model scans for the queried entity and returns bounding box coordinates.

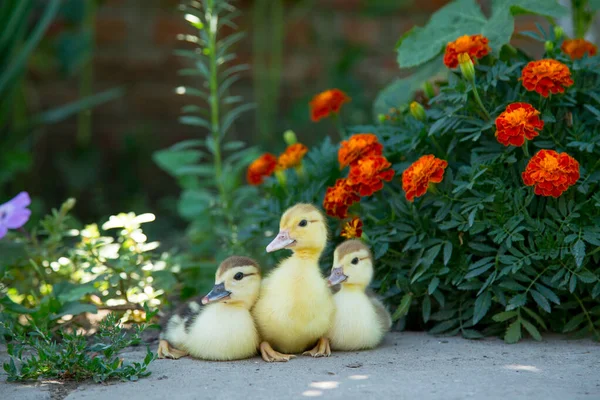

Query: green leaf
[429,319,458,334]
[563,313,585,333]
[572,240,586,267]
[422,296,431,323]
[153,148,203,177]
[504,320,522,344]
[473,291,492,324]
[530,290,551,313]
[397,0,487,68]
[492,310,517,322]
[462,329,484,339]
[443,241,453,266]
[422,244,442,268]
[521,319,542,341]
[428,277,440,294]
[392,293,413,321]
[51,302,97,320]
[177,189,213,220]
[506,293,526,310]
[180,116,211,130]
[373,57,444,116]
[534,284,560,305]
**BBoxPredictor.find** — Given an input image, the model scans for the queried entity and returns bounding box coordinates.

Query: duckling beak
[266,229,295,252]
[201,282,231,304]
[328,267,348,286]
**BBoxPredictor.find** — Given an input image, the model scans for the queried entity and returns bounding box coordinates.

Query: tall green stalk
[77,0,96,147]
[571,0,592,38]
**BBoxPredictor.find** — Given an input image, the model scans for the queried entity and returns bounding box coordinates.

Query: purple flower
[0,192,32,240]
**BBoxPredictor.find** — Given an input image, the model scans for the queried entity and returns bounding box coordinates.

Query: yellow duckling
[327,239,392,351]
[252,203,335,362]
[157,256,261,361]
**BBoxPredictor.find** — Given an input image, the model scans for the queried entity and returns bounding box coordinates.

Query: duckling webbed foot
[157,339,189,359]
[259,341,296,362]
[303,337,331,358]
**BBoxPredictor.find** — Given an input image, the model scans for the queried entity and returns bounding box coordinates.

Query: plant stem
[206,0,229,218]
[332,112,347,140]
[571,0,590,39]
[523,141,530,158]
[470,83,490,121]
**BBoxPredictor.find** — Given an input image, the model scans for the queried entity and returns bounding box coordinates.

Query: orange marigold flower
[561,38,598,60]
[402,155,448,202]
[520,59,574,97]
[522,150,580,197]
[246,153,277,185]
[495,102,544,147]
[309,89,350,122]
[443,34,490,69]
[341,217,363,239]
[338,133,383,168]
[323,178,360,219]
[347,155,395,197]
[278,143,308,170]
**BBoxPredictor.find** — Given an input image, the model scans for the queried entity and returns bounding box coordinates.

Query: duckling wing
[160,296,206,339]
[366,289,392,332]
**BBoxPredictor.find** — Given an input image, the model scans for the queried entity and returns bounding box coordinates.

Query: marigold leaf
[428,277,440,295]
[392,293,413,321]
[504,320,522,344]
[530,290,551,313]
[422,296,431,323]
[521,319,542,341]
[563,313,585,333]
[572,240,586,267]
[473,291,492,325]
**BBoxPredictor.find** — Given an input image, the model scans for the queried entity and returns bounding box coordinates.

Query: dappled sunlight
[504,364,541,373]
[310,381,340,389]
[349,374,369,380]
[302,390,323,397]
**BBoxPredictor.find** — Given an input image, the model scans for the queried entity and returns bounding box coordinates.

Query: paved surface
[1,332,599,400]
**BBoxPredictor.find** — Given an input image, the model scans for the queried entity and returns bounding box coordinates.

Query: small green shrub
[2,310,156,383]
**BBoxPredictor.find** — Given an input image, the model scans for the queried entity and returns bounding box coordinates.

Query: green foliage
[0,199,177,335]
[154,0,259,296]
[240,20,600,342]
[2,309,156,383]
[396,0,566,69]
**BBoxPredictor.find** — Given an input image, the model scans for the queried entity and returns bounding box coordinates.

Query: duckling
[252,203,335,362]
[157,256,261,361]
[327,239,392,351]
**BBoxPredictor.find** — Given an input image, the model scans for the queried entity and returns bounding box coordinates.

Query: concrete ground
[1,332,598,400]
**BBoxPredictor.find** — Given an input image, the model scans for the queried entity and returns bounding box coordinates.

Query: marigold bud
[544,40,554,52]
[423,81,436,99]
[377,114,387,123]
[458,53,475,82]
[554,26,564,40]
[283,130,297,145]
[410,101,426,121]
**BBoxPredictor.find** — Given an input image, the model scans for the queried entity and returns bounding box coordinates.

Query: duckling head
[266,203,328,258]
[328,239,373,289]
[201,256,261,308]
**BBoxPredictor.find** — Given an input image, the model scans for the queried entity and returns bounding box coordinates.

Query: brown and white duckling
[327,240,391,351]
[158,256,261,361]
[252,203,335,362]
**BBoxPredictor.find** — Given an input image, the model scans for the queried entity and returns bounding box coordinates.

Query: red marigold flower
[443,34,490,69]
[561,38,598,60]
[277,143,308,170]
[520,59,574,97]
[402,155,448,202]
[323,178,360,219]
[341,217,363,239]
[246,153,277,185]
[338,133,383,168]
[495,102,544,147]
[309,89,351,122]
[522,150,580,197]
[347,155,395,197]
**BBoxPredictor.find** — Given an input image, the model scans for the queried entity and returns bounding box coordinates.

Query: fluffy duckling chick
[252,203,335,362]
[158,256,261,361]
[327,240,391,351]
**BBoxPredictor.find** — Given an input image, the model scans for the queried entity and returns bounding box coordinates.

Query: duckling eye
[351,257,359,265]
[298,219,308,227]
[234,272,244,281]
